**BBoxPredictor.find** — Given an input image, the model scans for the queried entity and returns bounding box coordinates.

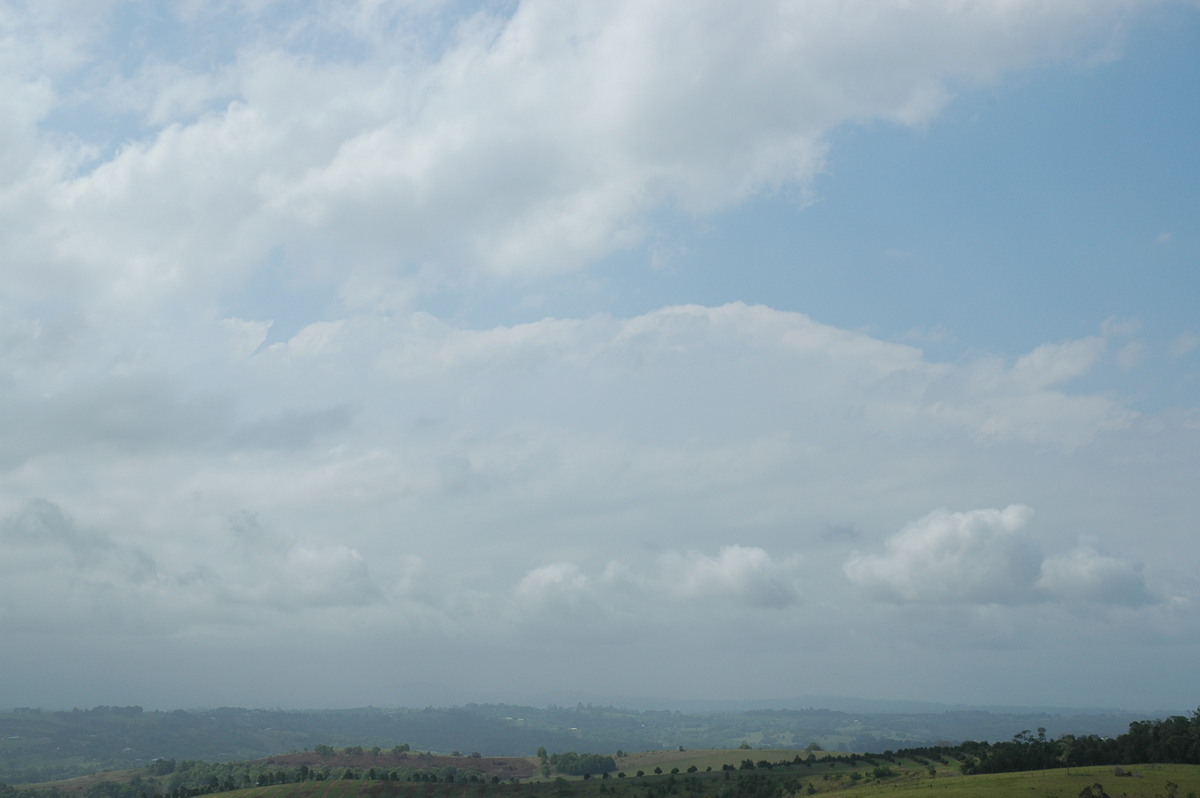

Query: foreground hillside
[23,760,1198,798]
[7,706,1200,798]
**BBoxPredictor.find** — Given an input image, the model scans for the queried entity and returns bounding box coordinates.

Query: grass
[826,764,1200,798]
[212,764,1200,798]
[18,754,1200,798]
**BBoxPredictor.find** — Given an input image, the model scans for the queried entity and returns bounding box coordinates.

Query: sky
[1,0,1198,715]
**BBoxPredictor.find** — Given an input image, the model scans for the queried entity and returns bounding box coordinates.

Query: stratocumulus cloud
[0,1,1196,712]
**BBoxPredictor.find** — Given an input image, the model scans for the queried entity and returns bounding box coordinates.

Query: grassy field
[221,762,1200,798]
[17,753,1200,798]
[843,764,1200,798]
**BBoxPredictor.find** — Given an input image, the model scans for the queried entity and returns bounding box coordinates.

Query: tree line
[947,709,1200,774]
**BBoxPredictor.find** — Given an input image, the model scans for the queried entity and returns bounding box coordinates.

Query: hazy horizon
[5,690,1171,719]
[1,1,1197,714]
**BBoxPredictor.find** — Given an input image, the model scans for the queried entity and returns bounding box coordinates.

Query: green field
[22,756,1200,798]
[224,763,1200,798]
[846,764,1200,798]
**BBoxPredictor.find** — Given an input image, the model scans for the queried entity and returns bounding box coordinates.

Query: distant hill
[0,703,1155,785]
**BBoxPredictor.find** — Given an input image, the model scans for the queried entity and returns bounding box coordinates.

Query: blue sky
[1,0,1198,715]
[425,2,1200,407]
[472,4,1199,359]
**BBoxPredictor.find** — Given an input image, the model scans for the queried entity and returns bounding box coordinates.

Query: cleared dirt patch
[258,752,535,780]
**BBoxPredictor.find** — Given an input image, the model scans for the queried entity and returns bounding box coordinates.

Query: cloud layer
[0,1,1197,712]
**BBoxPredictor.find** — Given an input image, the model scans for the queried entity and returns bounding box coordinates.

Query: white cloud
[657,546,802,608]
[1116,341,1145,370]
[844,505,1043,604]
[0,0,1154,316]
[923,340,1133,450]
[1038,542,1154,606]
[507,544,805,630]
[1169,331,1198,357]
[1012,337,1107,390]
[514,562,591,609]
[846,505,1157,610]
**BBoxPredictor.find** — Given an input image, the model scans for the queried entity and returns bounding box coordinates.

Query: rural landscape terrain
[2,704,1198,798]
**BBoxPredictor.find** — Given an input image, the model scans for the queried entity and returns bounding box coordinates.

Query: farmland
[5,705,1200,798]
[16,756,1200,798]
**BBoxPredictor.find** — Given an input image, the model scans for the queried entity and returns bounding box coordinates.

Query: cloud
[0,368,352,471]
[657,546,802,608]
[0,499,142,573]
[0,499,161,633]
[508,544,804,629]
[845,506,1157,610]
[0,1,1196,709]
[1169,331,1198,357]
[514,562,592,610]
[1012,337,1107,390]
[0,0,1151,315]
[923,338,1133,450]
[844,505,1043,604]
[1038,543,1154,607]
[0,302,1157,636]
[0,497,397,639]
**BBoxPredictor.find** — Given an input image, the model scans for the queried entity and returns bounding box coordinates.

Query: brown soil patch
[259,752,535,779]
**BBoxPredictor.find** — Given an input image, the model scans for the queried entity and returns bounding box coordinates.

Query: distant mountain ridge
[413,686,1151,717]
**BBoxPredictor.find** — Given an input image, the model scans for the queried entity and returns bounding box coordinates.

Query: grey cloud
[822,523,861,543]
[233,404,353,450]
[197,512,389,616]
[0,498,156,582]
[3,498,105,552]
[0,374,229,468]
[0,499,162,633]
[0,368,353,470]
[0,498,390,638]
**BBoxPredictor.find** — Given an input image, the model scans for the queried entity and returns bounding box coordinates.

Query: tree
[1059,735,1077,774]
